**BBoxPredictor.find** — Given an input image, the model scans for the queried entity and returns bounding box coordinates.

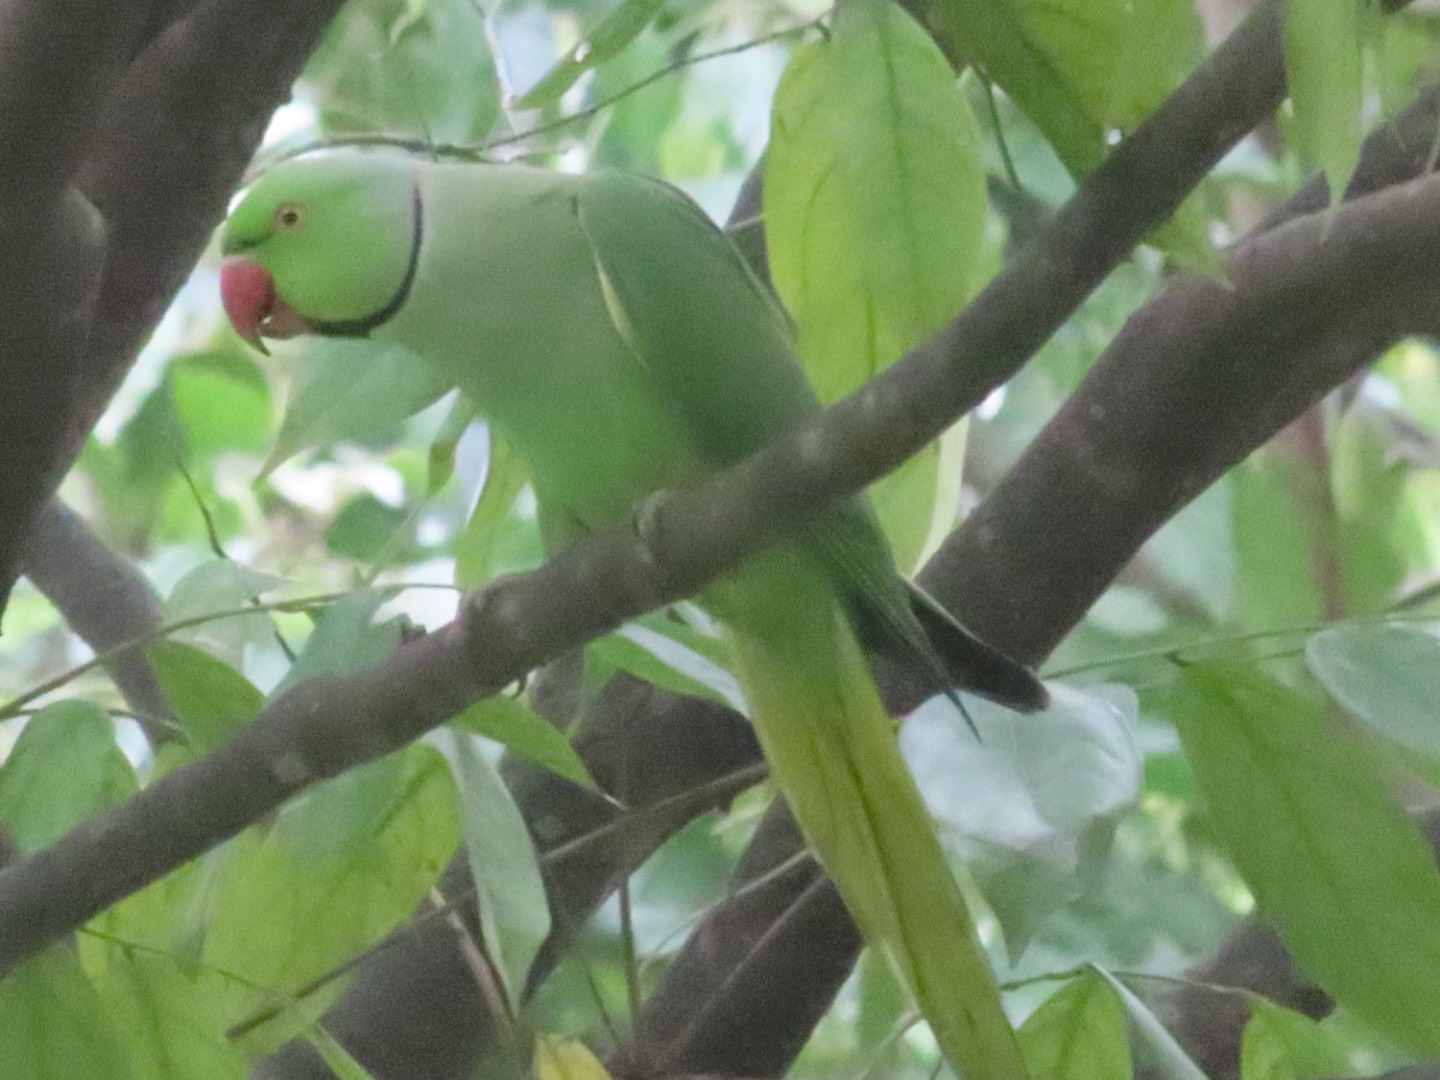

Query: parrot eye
[275,205,303,229]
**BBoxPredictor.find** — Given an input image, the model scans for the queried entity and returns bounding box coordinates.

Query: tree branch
[0,1,151,195]
[20,500,175,743]
[0,2,174,604]
[0,0,350,615]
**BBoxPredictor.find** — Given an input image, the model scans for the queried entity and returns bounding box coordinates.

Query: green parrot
[221,150,1045,1077]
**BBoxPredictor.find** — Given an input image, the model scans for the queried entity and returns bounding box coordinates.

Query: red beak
[220,258,313,354]
[220,258,276,355]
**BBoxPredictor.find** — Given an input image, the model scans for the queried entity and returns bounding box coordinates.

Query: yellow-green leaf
[766,0,986,557]
[1019,970,1130,1080]
[535,1036,614,1080]
[1285,0,1365,200]
[1174,663,1440,1051]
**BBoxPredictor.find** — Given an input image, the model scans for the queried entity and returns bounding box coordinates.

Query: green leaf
[1173,662,1440,1051]
[1330,409,1412,613]
[902,683,1140,958]
[766,0,987,558]
[454,430,533,587]
[1307,623,1440,761]
[262,339,452,478]
[437,730,551,1006]
[0,949,135,1080]
[1240,1000,1353,1080]
[324,493,414,562]
[91,952,248,1080]
[272,589,407,697]
[308,1025,380,1080]
[427,393,478,497]
[1285,0,1365,200]
[515,0,667,109]
[586,618,743,711]
[449,695,596,789]
[855,950,908,1067]
[169,350,273,459]
[590,30,688,172]
[1018,970,1131,1080]
[165,559,286,663]
[148,641,266,754]
[1231,453,1324,632]
[0,701,136,852]
[205,746,458,1005]
[927,0,1201,175]
[303,0,501,144]
[1087,966,1206,1080]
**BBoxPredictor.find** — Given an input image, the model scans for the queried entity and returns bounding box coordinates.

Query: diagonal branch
[0,1,153,195]
[20,500,175,743]
[0,2,177,605]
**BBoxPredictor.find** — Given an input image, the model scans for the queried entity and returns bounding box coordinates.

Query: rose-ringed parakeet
[220,150,1045,1076]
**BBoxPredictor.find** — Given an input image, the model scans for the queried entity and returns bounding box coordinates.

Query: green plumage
[222,150,1043,1078]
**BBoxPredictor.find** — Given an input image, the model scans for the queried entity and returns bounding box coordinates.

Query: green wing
[571,171,1045,709]
[571,170,818,465]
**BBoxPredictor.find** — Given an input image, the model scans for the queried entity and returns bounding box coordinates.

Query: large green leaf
[901,683,1140,958]
[1088,967,1206,1080]
[0,700,136,852]
[1173,662,1440,1051]
[454,430,535,587]
[0,949,135,1080]
[271,588,408,698]
[1231,454,1324,632]
[449,695,596,790]
[766,0,986,562]
[586,615,743,711]
[926,0,1201,175]
[437,730,551,1007]
[204,746,458,1020]
[263,339,452,478]
[1329,409,1414,613]
[165,559,286,664]
[91,953,248,1080]
[148,641,265,755]
[1306,622,1440,763]
[515,0,667,109]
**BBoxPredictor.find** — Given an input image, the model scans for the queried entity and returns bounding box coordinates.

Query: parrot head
[219,151,420,353]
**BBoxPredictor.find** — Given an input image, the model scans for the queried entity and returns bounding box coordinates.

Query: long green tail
[723,552,1029,1080]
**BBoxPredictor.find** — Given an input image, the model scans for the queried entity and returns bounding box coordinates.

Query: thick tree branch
[1,0,349,616]
[0,1,150,195]
[0,2,171,604]
[920,90,1440,671]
